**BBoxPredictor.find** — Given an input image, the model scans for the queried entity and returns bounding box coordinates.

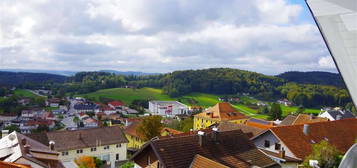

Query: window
[116,144,121,148]
[116,153,119,161]
[91,147,96,152]
[62,151,68,156]
[264,140,270,148]
[275,143,281,150]
[104,145,110,150]
[76,149,83,154]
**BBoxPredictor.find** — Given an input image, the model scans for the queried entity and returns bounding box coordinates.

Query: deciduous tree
[136,115,163,141]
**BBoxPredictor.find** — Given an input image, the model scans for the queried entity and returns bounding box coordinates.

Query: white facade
[149,101,189,117]
[59,143,127,168]
[253,131,300,168]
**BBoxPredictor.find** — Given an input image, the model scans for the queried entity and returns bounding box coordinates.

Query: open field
[14,89,39,98]
[78,87,174,104]
[80,87,321,119]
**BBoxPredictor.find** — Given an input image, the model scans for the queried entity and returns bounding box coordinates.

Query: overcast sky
[0,0,338,75]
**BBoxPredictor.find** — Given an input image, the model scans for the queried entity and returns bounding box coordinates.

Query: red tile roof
[246,118,275,129]
[108,101,125,107]
[279,114,328,126]
[0,161,32,168]
[195,103,248,121]
[190,154,229,168]
[268,118,357,159]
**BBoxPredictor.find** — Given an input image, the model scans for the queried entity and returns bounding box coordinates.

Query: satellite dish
[339,143,357,168]
[8,134,16,141]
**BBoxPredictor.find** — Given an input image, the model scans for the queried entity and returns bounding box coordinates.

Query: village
[0,88,356,168]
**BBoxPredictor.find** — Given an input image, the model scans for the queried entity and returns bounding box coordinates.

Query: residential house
[108,101,125,110]
[17,98,31,106]
[0,130,64,168]
[52,109,65,115]
[245,118,275,129]
[193,102,249,130]
[319,109,355,121]
[41,112,56,121]
[0,114,17,126]
[279,114,329,126]
[82,118,98,128]
[124,121,146,151]
[46,98,61,108]
[252,118,357,168]
[211,121,264,138]
[73,102,99,113]
[101,105,117,115]
[21,109,43,121]
[20,119,55,133]
[124,121,183,152]
[277,99,293,106]
[149,101,189,117]
[131,128,280,168]
[28,126,128,168]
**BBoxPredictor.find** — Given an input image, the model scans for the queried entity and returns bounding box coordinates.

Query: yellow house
[124,121,183,151]
[194,102,249,130]
[124,121,146,150]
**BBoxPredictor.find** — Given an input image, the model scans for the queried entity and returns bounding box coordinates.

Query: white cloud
[0,0,337,74]
[319,56,336,68]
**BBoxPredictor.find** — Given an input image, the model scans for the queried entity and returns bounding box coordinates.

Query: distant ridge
[277,71,344,88]
[99,70,160,76]
[0,69,159,77]
[0,71,67,86]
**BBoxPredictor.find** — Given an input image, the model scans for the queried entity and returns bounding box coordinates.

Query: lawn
[179,93,221,107]
[79,87,174,104]
[280,105,321,116]
[14,89,38,98]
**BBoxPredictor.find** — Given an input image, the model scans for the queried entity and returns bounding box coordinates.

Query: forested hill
[277,71,344,88]
[160,68,284,97]
[0,71,67,86]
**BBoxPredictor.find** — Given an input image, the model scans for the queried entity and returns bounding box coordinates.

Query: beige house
[29,126,128,168]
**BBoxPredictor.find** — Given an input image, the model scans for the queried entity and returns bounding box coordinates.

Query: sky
[0,0,338,75]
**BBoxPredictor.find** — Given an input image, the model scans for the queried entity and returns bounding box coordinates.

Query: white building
[28,126,128,168]
[319,110,355,121]
[149,101,189,117]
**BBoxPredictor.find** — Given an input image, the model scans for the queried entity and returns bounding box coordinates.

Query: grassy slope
[80,87,320,119]
[14,89,38,98]
[79,88,174,104]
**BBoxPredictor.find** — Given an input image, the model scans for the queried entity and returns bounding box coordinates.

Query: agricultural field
[14,89,39,98]
[80,87,320,119]
[78,87,174,104]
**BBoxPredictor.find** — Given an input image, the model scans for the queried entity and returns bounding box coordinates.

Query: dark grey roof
[74,103,99,110]
[327,110,355,120]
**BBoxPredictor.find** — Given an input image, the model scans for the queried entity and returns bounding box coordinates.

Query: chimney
[279,148,285,158]
[21,138,27,146]
[336,114,342,120]
[49,140,55,150]
[125,119,128,127]
[310,113,314,120]
[303,124,309,135]
[198,131,205,147]
[212,127,219,142]
[24,144,31,154]
[2,130,9,138]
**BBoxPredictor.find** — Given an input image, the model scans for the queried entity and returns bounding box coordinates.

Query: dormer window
[275,143,281,150]
[264,140,270,148]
